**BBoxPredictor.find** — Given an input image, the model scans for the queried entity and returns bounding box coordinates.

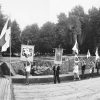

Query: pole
[10,27,11,79]
[25,40,29,72]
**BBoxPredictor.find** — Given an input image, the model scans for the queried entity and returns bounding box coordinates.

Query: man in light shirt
[25,61,31,85]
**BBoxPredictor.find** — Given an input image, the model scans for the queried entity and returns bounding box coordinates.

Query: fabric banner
[72,39,78,54]
[54,48,63,64]
[20,44,34,62]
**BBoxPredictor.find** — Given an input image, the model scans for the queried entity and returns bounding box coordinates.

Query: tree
[68,15,81,48]
[0,5,9,52]
[69,5,85,18]
[11,20,21,54]
[39,22,56,53]
[57,13,67,23]
[88,7,100,54]
[0,5,6,34]
[68,6,91,54]
[56,13,72,53]
[68,6,84,42]
[21,24,40,52]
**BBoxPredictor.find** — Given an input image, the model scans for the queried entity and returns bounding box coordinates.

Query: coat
[53,65,60,76]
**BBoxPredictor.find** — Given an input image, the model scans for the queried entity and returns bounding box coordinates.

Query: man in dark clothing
[53,64,60,84]
[96,59,100,75]
[81,61,86,79]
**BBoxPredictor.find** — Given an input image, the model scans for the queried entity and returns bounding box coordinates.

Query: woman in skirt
[73,57,81,81]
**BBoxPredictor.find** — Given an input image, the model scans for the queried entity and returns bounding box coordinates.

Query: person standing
[89,61,95,78]
[53,64,60,84]
[25,61,31,85]
[81,60,86,79]
[96,59,100,75]
[73,57,80,81]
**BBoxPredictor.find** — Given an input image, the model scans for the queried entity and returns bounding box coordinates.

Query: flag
[0,18,9,47]
[72,39,78,54]
[87,50,91,58]
[95,47,99,60]
[1,27,11,52]
[0,33,6,46]
[20,45,34,62]
[0,18,9,39]
[54,48,63,64]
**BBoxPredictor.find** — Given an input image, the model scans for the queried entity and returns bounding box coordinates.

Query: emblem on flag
[72,39,78,54]
[95,47,99,60]
[87,50,91,58]
[20,45,34,62]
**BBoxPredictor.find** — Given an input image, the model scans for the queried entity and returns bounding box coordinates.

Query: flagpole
[9,21,11,81]
[9,17,13,99]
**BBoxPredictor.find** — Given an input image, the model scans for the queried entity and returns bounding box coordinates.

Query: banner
[95,47,99,60]
[54,48,63,64]
[20,44,34,62]
[87,49,91,58]
[72,39,78,54]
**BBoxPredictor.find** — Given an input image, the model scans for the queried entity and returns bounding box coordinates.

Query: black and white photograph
[0,0,100,100]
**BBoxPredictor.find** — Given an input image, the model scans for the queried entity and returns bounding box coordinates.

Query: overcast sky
[1,0,100,30]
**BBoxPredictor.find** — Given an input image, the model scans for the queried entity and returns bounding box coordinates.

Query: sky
[0,0,100,30]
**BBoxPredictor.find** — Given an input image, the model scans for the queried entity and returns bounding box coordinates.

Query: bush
[11,61,25,75]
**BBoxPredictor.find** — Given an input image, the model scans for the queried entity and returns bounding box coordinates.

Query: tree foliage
[0,6,6,34]
[20,6,100,55]
[11,20,21,53]
[1,4,100,55]
[39,22,56,53]
[21,24,40,52]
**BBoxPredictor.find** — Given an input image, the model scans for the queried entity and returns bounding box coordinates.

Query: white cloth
[73,65,79,74]
[89,68,92,73]
[25,65,31,72]
[2,27,11,51]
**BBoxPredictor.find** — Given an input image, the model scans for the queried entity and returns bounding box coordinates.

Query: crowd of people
[73,55,100,81]
[23,56,100,85]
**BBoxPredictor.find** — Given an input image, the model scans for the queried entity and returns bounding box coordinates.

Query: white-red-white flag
[72,39,78,54]
[1,27,11,52]
[95,47,99,60]
[0,18,9,47]
[87,50,91,58]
